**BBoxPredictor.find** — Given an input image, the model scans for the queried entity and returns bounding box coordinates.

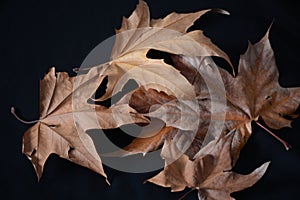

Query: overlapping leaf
[135,30,300,161]
[148,130,270,200]
[97,0,232,101]
[15,1,300,199]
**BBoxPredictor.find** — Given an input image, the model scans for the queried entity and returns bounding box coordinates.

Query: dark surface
[1,0,300,199]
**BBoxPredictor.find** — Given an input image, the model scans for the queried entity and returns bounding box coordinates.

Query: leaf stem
[72,67,79,73]
[178,188,196,200]
[73,62,110,73]
[255,121,291,150]
[11,107,38,124]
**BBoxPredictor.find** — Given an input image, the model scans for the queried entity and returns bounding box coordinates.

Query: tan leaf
[148,130,270,200]
[111,0,230,60]
[170,30,300,160]
[22,67,148,180]
[97,0,232,101]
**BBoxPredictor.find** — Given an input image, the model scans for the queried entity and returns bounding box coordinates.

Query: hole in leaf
[90,79,139,107]
[146,49,174,66]
[93,76,108,99]
[212,57,234,74]
[31,149,37,156]
[68,147,75,158]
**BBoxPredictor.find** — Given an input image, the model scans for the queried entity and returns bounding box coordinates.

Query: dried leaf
[23,67,148,180]
[111,0,230,60]
[168,30,300,160]
[148,130,270,200]
[98,0,232,101]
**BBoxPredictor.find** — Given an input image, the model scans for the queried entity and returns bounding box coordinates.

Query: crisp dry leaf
[22,67,148,180]
[98,0,232,101]
[148,130,270,200]
[168,30,300,160]
[111,0,230,60]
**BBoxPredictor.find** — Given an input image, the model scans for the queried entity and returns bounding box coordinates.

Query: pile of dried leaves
[13,1,300,199]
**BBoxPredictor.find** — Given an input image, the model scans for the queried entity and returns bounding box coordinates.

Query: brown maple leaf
[147,130,270,200]
[15,67,148,180]
[95,0,232,102]
[166,29,300,160]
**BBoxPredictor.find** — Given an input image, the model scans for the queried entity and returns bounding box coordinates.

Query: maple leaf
[166,29,300,160]
[96,0,232,101]
[147,130,270,200]
[18,67,148,180]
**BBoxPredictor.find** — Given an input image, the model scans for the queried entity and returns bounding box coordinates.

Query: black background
[1,0,300,199]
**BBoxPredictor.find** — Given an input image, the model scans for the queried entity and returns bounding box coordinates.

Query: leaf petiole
[255,121,291,150]
[11,107,38,124]
[178,188,196,200]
